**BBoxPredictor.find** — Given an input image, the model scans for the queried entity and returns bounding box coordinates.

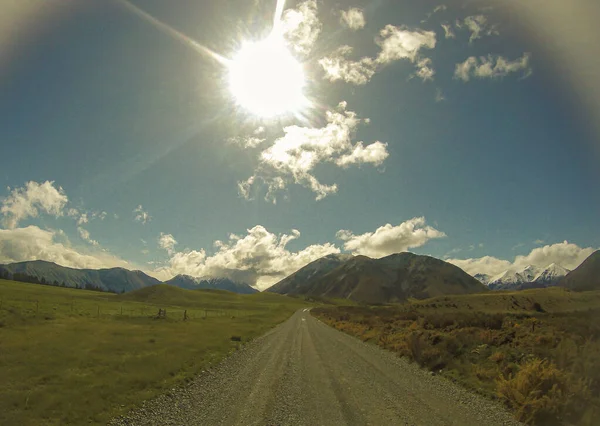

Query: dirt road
[111,309,520,425]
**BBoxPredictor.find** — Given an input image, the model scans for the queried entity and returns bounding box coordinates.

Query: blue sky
[1,0,598,289]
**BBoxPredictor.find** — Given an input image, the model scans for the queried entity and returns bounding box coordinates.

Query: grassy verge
[312,287,600,425]
[0,279,309,425]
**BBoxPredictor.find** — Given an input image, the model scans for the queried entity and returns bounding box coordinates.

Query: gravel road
[110,309,521,426]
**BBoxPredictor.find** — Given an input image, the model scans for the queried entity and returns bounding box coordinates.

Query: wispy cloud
[77,226,98,246]
[1,181,68,229]
[460,15,499,43]
[340,7,365,30]
[320,25,436,85]
[280,0,321,56]
[158,232,177,255]
[441,23,455,39]
[455,53,532,81]
[133,205,151,224]
[239,102,388,201]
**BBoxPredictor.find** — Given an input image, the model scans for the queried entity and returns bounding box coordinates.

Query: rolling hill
[267,252,487,304]
[560,250,600,291]
[0,260,160,293]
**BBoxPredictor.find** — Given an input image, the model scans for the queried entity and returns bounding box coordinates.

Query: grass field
[0,279,309,425]
[313,287,600,425]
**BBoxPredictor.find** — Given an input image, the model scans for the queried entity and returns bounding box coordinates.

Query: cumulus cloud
[77,227,98,246]
[0,225,128,269]
[158,232,177,255]
[340,7,365,30]
[448,241,597,276]
[239,102,389,201]
[281,0,321,56]
[461,15,499,43]
[441,23,455,39]
[77,213,88,225]
[1,181,68,229]
[133,205,151,224]
[336,217,446,258]
[320,25,436,84]
[154,225,340,290]
[454,53,532,81]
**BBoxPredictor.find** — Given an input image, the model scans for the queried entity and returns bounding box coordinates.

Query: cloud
[460,15,499,43]
[448,241,597,276]
[133,205,151,224]
[77,213,88,225]
[454,53,532,81]
[441,23,455,39]
[154,225,340,290]
[435,88,446,102]
[414,57,435,81]
[319,25,436,85]
[0,225,129,269]
[340,7,365,30]
[228,135,266,149]
[158,232,177,255]
[77,227,98,246]
[281,0,321,56]
[336,217,446,258]
[240,102,388,201]
[318,46,376,85]
[1,181,68,229]
[433,5,447,14]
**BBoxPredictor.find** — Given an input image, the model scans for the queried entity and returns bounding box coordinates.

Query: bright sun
[228,35,307,117]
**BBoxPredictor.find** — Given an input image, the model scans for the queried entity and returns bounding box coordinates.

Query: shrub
[496,358,589,424]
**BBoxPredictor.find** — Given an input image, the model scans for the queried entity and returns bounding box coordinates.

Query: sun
[228,35,308,117]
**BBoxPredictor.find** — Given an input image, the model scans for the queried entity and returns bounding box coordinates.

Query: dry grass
[313,287,600,425]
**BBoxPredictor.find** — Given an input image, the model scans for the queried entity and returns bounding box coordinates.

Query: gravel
[109,309,522,426]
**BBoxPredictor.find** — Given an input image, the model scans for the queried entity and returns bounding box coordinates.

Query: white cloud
[318,46,376,85]
[319,25,436,85]
[340,7,365,30]
[228,135,266,149]
[435,88,446,102]
[335,141,389,167]
[336,217,446,258]
[153,225,340,290]
[433,5,447,13]
[1,181,68,229]
[441,23,455,39]
[77,226,98,246]
[77,213,88,225]
[454,53,532,81]
[67,208,79,218]
[281,0,321,56]
[0,225,128,269]
[448,241,597,276]
[133,205,151,224]
[414,57,435,81]
[158,232,177,255]
[461,15,499,43]
[239,102,389,201]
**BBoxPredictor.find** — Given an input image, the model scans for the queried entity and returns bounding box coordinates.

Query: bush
[496,358,590,425]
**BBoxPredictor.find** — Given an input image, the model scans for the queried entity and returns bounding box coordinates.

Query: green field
[0,279,309,425]
[313,287,600,425]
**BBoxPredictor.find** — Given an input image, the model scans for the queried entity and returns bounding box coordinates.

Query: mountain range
[560,250,600,291]
[267,252,486,304]
[476,263,570,290]
[164,274,258,294]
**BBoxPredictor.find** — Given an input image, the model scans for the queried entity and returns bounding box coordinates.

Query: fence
[0,296,254,322]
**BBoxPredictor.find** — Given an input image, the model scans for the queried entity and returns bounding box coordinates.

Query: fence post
[184,310,188,321]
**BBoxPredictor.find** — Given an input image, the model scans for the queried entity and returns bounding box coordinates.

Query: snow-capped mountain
[474,273,491,285]
[486,263,569,290]
[533,263,570,285]
[164,275,258,294]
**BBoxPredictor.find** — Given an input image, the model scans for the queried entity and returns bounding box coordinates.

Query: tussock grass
[313,287,600,425]
[0,279,309,425]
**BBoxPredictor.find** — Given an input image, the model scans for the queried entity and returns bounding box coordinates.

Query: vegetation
[0,279,309,425]
[313,287,600,425]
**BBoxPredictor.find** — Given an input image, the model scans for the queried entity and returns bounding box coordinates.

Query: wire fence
[0,296,256,322]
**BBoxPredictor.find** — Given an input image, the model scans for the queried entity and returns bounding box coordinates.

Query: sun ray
[116,0,229,66]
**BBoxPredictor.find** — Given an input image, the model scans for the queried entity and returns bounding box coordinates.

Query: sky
[1,0,599,290]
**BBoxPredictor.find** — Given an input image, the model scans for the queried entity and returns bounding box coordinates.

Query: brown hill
[268,252,487,304]
[559,250,600,291]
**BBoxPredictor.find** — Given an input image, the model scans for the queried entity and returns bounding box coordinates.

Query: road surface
[111,309,520,426]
